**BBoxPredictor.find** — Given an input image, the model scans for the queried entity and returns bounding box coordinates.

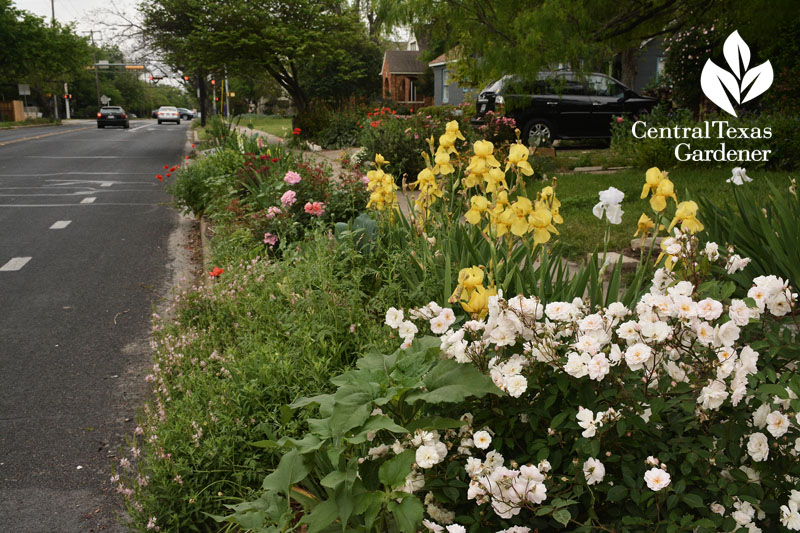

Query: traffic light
[211,79,216,86]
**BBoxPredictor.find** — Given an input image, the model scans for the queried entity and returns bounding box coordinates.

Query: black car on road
[471,72,658,145]
[97,106,130,129]
[177,108,194,120]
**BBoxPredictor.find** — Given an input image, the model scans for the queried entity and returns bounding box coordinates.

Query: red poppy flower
[185,155,190,159]
[156,174,163,181]
[163,165,169,169]
[260,155,267,160]
[191,144,195,148]
[271,158,279,163]
[166,173,171,177]
[170,166,177,171]
[209,267,225,278]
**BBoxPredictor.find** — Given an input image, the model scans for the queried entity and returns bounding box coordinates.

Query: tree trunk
[198,70,207,127]
[620,46,639,89]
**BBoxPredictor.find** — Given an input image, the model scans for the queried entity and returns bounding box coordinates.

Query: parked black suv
[471,72,658,145]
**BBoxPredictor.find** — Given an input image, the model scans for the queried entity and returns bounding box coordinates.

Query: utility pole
[84,30,102,107]
[50,1,59,119]
[224,67,229,119]
[63,83,71,119]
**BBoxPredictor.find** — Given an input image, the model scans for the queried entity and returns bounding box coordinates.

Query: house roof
[428,47,461,67]
[382,50,427,75]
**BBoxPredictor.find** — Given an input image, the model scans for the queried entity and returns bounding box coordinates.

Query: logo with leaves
[700,31,773,117]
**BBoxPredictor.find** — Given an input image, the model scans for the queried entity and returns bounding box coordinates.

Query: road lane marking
[128,123,152,132]
[0,257,32,271]
[0,172,154,177]
[80,197,96,204]
[0,127,93,147]
[49,220,72,229]
[0,202,165,207]
[100,182,112,187]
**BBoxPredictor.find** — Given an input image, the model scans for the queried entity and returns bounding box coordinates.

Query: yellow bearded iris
[641,167,665,199]
[374,153,390,168]
[366,168,398,211]
[528,204,559,245]
[433,151,455,175]
[649,178,678,212]
[450,266,495,318]
[484,167,508,193]
[465,195,489,225]
[505,143,534,176]
[668,201,704,233]
[634,213,655,240]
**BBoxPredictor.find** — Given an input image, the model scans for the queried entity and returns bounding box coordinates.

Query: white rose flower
[695,321,715,346]
[398,320,418,341]
[583,457,605,485]
[616,320,640,342]
[752,404,771,428]
[564,351,590,378]
[696,298,723,321]
[715,321,741,347]
[747,432,769,462]
[587,353,610,381]
[710,502,725,515]
[422,519,444,532]
[473,431,492,450]
[727,254,751,274]
[416,445,440,469]
[781,501,800,531]
[624,343,652,371]
[576,408,603,438]
[768,293,792,317]
[729,299,753,326]
[767,410,791,438]
[445,525,466,533]
[697,380,728,410]
[430,314,450,335]
[704,242,720,260]
[505,374,528,398]
[733,500,756,526]
[643,467,671,491]
[485,450,504,470]
[385,307,404,328]
[791,490,800,505]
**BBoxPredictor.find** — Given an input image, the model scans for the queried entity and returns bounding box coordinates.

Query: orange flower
[208,267,224,278]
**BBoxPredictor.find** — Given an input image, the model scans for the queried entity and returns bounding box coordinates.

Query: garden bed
[120,118,800,532]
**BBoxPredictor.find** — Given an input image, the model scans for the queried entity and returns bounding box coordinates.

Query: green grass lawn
[238,114,293,138]
[527,166,795,259]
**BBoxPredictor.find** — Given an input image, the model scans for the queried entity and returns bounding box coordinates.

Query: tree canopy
[140,0,382,115]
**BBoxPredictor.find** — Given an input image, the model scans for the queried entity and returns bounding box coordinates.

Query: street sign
[97,60,109,69]
[18,84,30,96]
[100,95,111,105]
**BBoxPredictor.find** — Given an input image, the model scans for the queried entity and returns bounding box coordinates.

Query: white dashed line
[80,197,96,204]
[100,182,112,187]
[50,220,72,229]
[0,257,32,271]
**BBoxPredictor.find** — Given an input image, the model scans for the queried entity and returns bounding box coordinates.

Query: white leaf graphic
[741,60,774,103]
[701,59,740,116]
[723,30,750,79]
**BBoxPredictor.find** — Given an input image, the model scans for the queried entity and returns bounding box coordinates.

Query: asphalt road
[0,120,192,532]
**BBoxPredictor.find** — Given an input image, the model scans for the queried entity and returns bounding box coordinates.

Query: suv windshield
[101,107,122,111]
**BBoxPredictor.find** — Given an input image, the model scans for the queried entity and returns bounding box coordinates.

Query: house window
[442,68,449,104]
[656,57,666,80]
[409,79,416,102]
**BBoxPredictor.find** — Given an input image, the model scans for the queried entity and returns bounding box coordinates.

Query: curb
[199,216,212,273]
[0,122,62,130]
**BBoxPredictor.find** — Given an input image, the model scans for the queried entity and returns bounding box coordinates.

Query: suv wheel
[523,119,553,146]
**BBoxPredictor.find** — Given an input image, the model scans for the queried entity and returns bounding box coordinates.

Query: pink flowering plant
[234,153,367,252]
[228,223,800,531]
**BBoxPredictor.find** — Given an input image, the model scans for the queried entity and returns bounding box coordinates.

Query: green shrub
[167,147,244,217]
[117,233,438,531]
[315,108,364,149]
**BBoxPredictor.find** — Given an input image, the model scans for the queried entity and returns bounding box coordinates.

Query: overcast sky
[18,0,138,38]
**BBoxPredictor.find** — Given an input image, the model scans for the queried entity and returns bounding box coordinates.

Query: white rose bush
[219,142,800,531]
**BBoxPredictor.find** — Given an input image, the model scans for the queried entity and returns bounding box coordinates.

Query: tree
[374,0,800,91]
[0,1,92,115]
[140,0,381,117]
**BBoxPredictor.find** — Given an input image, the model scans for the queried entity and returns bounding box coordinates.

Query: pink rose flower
[304,201,325,216]
[263,233,278,246]
[284,171,301,185]
[280,190,297,206]
[266,206,282,219]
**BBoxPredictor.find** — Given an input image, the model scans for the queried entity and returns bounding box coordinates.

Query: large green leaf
[388,495,424,533]
[378,449,416,488]
[262,449,310,495]
[405,358,502,404]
